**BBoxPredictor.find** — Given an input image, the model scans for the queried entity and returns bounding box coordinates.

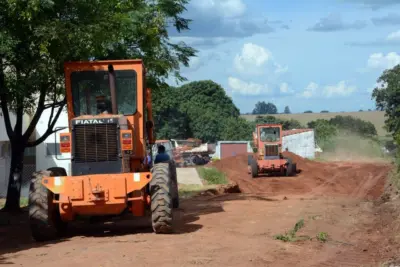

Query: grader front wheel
[29,170,67,242]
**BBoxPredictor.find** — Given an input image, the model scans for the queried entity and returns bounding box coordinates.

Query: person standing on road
[154,144,171,164]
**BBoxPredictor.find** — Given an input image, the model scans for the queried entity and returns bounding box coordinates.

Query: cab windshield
[259,127,280,142]
[70,70,137,116]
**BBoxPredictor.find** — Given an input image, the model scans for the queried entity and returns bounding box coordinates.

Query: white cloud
[234,43,271,75]
[300,82,319,98]
[367,52,400,69]
[192,0,246,18]
[387,30,400,41]
[323,81,357,97]
[228,77,272,95]
[274,63,289,74]
[279,82,294,94]
[233,43,287,76]
[298,81,356,98]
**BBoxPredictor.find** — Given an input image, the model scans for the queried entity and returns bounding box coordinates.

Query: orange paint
[41,59,156,219]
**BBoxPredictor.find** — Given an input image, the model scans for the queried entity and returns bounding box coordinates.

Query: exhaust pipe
[108,64,118,114]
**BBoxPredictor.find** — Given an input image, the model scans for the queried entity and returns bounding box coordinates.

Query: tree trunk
[2,141,25,212]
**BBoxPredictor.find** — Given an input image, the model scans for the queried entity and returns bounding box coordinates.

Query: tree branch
[14,69,24,137]
[26,100,66,147]
[22,84,49,141]
[0,58,15,140]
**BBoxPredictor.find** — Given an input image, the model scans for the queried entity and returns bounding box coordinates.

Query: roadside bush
[197,167,228,185]
[307,119,338,151]
[329,115,377,137]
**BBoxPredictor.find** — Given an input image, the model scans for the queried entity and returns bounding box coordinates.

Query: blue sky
[167,0,400,114]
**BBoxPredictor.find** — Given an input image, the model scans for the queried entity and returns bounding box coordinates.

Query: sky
[166,0,400,114]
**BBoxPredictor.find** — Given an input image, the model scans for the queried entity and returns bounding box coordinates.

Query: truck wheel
[251,158,258,178]
[150,163,173,234]
[29,170,67,242]
[286,159,294,177]
[168,160,180,209]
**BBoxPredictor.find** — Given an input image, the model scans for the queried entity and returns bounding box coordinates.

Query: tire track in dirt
[211,153,392,200]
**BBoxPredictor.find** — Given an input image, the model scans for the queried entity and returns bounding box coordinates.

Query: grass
[0,197,28,209]
[316,131,392,163]
[241,111,387,137]
[196,166,228,185]
[274,219,311,242]
[316,232,329,242]
[274,219,331,243]
[178,184,218,199]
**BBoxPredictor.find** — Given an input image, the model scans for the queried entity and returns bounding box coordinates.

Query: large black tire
[150,163,173,234]
[251,158,258,178]
[286,159,295,177]
[29,169,68,242]
[168,160,180,209]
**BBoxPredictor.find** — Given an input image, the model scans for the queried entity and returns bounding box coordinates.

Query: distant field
[241,111,388,137]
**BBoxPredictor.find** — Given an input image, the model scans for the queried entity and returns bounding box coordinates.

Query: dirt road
[1,156,399,267]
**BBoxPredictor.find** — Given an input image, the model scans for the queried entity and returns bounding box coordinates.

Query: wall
[212,141,253,159]
[0,141,10,197]
[282,130,315,159]
[35,108,71,175]
[0,112,33,198]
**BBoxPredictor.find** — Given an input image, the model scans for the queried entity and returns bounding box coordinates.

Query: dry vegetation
[241,111,387,136]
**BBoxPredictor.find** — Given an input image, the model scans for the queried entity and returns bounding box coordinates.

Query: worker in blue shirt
[154,145,170,164]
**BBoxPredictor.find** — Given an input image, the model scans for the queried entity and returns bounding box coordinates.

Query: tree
[304,110,313,113]
[0,0,196,211]
[329,115,377,137]
[372,64,400,140]
[252,101,278,115]
[176,80,240,142]
[320,110,329,113]
[220,117,253,141]
[284,106,291,114]
[307,119,338,150]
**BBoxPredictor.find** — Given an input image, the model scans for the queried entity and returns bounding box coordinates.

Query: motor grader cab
[28,59,179,242]
[248,123,296,178]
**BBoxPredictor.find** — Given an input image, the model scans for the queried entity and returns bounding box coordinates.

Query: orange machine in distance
[248,124,296,178]
[28,59,179,242]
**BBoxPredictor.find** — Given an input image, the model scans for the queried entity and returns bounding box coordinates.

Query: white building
[0,112,32,197]
[35,108,71,175]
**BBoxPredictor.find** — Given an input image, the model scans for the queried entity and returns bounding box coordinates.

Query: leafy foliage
[372,65,400,139]
[284,105,291,114]
[329,115,377,137]
[155,80,242,142]
[252,101,278,115]
[221,117,253,141]
[307,119,338,150]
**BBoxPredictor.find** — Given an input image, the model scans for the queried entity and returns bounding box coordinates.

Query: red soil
[211,152,393,200]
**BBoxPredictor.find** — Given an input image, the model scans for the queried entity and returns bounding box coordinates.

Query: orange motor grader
[28,59,179,242]
[248,123,296,178]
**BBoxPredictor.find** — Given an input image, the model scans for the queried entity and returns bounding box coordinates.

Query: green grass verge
[0,197,28,209]
[178,184,218,199]
[196,166,228,185]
